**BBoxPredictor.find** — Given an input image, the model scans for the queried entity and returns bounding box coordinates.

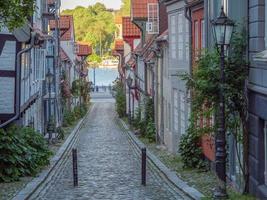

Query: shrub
[56,127,65,140]
[63,110,76,127]
[0,125,52,182]
[113,79,126,118]
[179,120,206,169]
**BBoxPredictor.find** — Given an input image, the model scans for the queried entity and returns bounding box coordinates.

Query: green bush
[63,104,88,127]
[63,110,76,127]
[145,119,156,142]
[0,125,52,182]
[56,127,65,140]
[179,122,206,169]
[113,79,126,118]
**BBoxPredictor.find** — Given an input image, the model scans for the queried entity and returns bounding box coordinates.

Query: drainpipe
[184,0,193,117]
[0,32,36,128]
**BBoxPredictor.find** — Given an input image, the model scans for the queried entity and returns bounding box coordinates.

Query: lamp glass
[127,76,133,88]
[46,70,54,84]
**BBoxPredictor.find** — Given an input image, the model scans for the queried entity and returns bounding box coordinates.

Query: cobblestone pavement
[35,101,186,200]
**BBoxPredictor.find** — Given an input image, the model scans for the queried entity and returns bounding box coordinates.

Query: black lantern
[46,69,54,84]
[212,7,235,46]
[211,6,235,199]
[126,76,133,88]
[46,69,54,143]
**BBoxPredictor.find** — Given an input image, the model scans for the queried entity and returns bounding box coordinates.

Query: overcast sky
[60,0,122,10]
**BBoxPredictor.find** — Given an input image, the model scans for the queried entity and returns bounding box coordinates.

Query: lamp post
[46,69,54,143]
[211,7,234,198]
[126,76,133,124]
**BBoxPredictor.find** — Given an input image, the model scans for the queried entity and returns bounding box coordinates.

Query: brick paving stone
[35,102,185,200]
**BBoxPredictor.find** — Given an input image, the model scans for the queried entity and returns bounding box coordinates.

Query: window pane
[201,19,205,48]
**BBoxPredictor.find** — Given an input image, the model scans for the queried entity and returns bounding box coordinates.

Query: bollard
[141,147,146,186]
[72,148,78,187]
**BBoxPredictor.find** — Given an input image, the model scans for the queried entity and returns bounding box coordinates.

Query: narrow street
[33,93,184,200]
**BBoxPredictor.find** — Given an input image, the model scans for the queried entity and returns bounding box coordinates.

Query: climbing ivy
[180,29,249,192]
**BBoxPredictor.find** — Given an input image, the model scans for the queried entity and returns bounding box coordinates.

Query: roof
[49,15,74,41]
[156,29,168,42]
[115,15,123,24]
[77,43,92,57]
[122,17,141,38]
[131,0,158,19]
[60,48,71,62]
[114,39,124,51]
[50,15,72,29]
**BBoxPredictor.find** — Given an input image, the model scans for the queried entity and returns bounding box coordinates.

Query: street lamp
[46,69,54,143]
[211,6,234,199]
[126,76,133,124]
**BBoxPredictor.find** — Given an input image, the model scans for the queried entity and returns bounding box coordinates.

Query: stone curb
[12,105,94,200]
[119,119,205,200]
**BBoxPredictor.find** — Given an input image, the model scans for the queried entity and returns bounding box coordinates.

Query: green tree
[120,0,130,16]
[0,0,35,30]
[61,3,116,56]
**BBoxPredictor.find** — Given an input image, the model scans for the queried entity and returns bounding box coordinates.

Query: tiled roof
[114,39,124,51]
[131,0,158,19]
[49,15,72,29]
[49,15,74,41]
[60,48,71,61]
[156,29,168,42]
[115,16,123,24]
[122,17,141,38]
[77,43,92,56]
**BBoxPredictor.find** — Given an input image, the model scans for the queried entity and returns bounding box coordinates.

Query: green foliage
[179,29,249,189]
[0,126,52,182]
[118,0,130,16]
[56,127,65,140]
[179,116,206,169]
[61,3,116,55]
[113,79,126,118]
[0,0,35,30]
[63,104,88,127]
[63,110,76,127]
[132,97,156,142]
[88,53,102,67]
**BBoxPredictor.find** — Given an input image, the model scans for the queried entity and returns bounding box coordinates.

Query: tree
[0,0,35,30]
[120,0,130,16]
[61,3,116,56]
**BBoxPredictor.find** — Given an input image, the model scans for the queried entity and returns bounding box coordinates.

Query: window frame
[147,3,159,34]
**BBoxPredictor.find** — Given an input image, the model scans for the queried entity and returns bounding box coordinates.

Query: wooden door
[192,7,204,62]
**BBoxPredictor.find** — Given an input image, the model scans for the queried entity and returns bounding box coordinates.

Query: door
[192,7,204,62]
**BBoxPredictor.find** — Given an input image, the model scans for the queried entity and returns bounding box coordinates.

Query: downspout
[0,32,36,128]
[159,47,164,144]
[184,0,193,120]
[184,0,192,77]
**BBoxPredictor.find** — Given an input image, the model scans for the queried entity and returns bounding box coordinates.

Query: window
[177,13,184,60]
[173,89,179,132]
[194,21,199,51]
[168,103,171,130]
[265,121,267,185]
[180,91,186,135]
[170,15,177,59]
[34,48,46,80]
[185,21,189,60]
[201,19,205,48]
[147,3,159,34]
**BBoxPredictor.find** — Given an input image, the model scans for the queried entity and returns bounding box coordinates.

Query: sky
[60,0,122,11]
